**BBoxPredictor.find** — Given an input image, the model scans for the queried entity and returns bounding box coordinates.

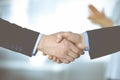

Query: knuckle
[71,58,74,61]
[64,61,69,64]
[76,49,80,54]
[75,54,79,58]
[77,54,80,58]
[75,53,80,57]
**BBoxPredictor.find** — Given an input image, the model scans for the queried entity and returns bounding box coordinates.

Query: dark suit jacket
[0,18,39,57]
[87,26,120,59]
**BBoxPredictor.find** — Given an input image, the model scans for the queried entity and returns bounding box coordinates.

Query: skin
[41,4,115,64]
[48,32,87,63]
[48,4,114,64]
[38,33,83,63]
[88,4,114,27]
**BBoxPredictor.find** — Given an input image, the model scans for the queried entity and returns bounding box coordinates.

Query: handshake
[38,32,87,64]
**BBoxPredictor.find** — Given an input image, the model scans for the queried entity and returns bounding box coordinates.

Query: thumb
[56,32,65,43]
[77,43,85,50]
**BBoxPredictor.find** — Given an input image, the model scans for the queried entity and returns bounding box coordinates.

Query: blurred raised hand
[88,4,114,28]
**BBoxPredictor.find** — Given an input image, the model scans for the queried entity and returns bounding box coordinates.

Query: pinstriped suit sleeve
[0,18,39,57]
[87,26,120,59]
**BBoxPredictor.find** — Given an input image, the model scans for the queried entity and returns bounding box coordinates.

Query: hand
[48,32,87,63]
[88,4,113,27]
[57,32,86,50]
[38,33,81,63]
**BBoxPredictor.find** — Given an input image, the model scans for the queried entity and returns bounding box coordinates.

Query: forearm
[86,27,120,59]
[0,18,40,56]
[100,18,114,28]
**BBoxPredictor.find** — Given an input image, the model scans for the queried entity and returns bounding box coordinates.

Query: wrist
[38,34,47,51]
[101,18,114,27]
[77,33,87,50]
[81,33,87,50]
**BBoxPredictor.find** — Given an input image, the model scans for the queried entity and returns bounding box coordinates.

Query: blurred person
[88,5,114,27]
[88,4,120,80]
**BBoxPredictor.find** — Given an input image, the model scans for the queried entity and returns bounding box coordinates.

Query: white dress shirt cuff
[32,33,43,56]
[84,32,90,51]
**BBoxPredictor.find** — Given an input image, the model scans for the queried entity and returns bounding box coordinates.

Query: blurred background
[0,0,120,80]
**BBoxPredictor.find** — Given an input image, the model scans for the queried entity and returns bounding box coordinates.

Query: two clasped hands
[38,32,87,64]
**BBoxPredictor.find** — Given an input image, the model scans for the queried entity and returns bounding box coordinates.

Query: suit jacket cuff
[84,32,90,51]
[32,33,43,56]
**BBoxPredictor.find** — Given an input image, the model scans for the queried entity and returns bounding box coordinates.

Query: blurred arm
[0,18,40,56]
[87,26,120,59]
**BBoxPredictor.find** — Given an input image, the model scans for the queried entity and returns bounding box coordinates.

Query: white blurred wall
[0,0,117,80]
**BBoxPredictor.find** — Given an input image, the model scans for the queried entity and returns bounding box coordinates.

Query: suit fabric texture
[0,18,39,57]
[87,26,120,59]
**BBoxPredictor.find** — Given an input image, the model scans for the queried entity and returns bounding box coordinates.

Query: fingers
[70,43,82,54]
[43,52,47,56]
[65,55,74,62]
[57,37,83,62]
[48,55,62,64]
[60,59,70,64]
[88,4,99,15]
[47,32,85,64]
[48,55,53,60]
[81,52,85,55]
[68,50,80,59]
[69,42,85,58]
[61,49,80,63]
[47,53,74,64]
[57,31,81,45]
[56,33,64,43]
[56,32,68,43]
[47,52,73,64]
[48,54,74,64]
[48,54,79,64]
[56,59,62,64]
[52,56,57,61]
[56,32,69,43]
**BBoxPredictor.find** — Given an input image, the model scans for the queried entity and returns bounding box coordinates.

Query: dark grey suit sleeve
[87,26,120,59]
[0,18,39,57]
